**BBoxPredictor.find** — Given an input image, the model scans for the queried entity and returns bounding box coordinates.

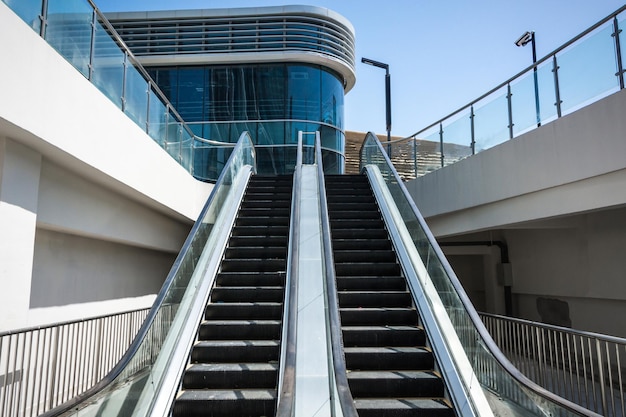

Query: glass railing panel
[535,60,559,124]
[53,133,255,417]
[166,110,181,146]
[510,70,541,136]
[556,23,620,115]
[92,18,125,109]
[473,88,509,152]
[45,0,93,78]
[180,129,194,170]
[148,90,168,146]
[417,128,443,176]
[3,0,42,32]
[124,64,149,129]
[620,15,626,79]
[441,110,473,167]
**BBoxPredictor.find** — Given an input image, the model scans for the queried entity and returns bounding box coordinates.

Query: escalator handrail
[315,135,359,417]
[41,132,257,417]
[275,134,302,417]
[359,132,601,417]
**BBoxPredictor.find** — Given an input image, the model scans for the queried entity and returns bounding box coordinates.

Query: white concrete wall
[0,2,213,331]
[408,88,626,337]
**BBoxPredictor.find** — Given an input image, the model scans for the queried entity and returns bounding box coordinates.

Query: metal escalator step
[332,238,392,251]
[173,389,276,417]
[340,307,418,326]
[211,286,284,303]
[333,250,396,263]
[224,247,287,260]
[198,320,281,340]
[230,225,289,237]
[342,326,425,347]
[338,291,412,308]
[237,207,290,218]
[220,259,286,273]
[348,370,445,398]
[344,347,434,371]
[354,398,454,417]
[182,363,278,389]
[336,276,406,291]
[240,199,291,209]
[334,262,401,276]
[228,236,288,248]
[205,302,283,320]
[236,216,289,227]
[327,210,381,220]
[216,272,285,287]
[191,340,279,363]
[326,195,375,204]
[331,228,388,240]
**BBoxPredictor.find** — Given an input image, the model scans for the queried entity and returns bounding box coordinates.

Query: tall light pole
[361,57,391,153]
[515,31,541,128]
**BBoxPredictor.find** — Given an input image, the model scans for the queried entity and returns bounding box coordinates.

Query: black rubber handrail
[359,131,602,417]
[315,135,359,417]
[41,132,256,417]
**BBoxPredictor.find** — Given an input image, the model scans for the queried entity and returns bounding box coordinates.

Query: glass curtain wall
[148,63,345,176]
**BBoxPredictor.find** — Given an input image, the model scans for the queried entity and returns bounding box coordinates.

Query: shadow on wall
[537,297,572,328]
[30,229,175,308]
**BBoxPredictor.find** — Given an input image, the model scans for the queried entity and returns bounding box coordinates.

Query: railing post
[470,105,475,155]
[438,122,444,167]
[39,0,48,38]
[146,81,152,134]
[613,16,625,89]
[88,9,96,81]
[596,339,608,416]
[506,83,514,139]
[121,52,128,113]
[412,136,417,178]
[552,55,563,118]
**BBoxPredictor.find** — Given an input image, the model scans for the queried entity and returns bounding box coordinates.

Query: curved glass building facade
[107,5,355,180]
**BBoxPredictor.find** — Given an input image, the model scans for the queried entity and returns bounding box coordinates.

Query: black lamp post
[361,57,392,153]
[515,31,541,127]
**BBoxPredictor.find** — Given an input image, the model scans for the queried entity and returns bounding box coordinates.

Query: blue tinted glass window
[287,65,321,122]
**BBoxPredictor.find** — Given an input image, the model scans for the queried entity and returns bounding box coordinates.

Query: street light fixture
[361,57,392,153]
[515,31,541,127]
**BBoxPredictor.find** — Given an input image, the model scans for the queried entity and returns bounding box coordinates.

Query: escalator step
[333,250,397,263]
[342,326,425,347]
[173,389,276,417]
[338,291,412,308]
[216,272,285,287]
[344,347,434,371]
[205,302,283,320]
[182,363,278,389]
[340,307,418,326]
[236,216,289,227]
[331,228,389,240]
[198,320,281,340]
[220,259,285,273]
[191,340,279,363]
[336,276,406,291]
[211,287,284,303]
[326,195,375,204]
[332,238,392,251]
[230,225,289,237]
[354,398,454,417]
[224,247,287,260]
[348,370,444,398]
[330,218,385,229]
[334,262,401,276]
[228,236,288,248]
[328,210,381,220]
[240,199,291,209]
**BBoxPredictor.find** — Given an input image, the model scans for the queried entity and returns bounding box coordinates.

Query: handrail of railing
[0,307,149,337]
[40,131,256,417]
[407,4,626,140]
[315,133,359,417]
[275,133,302,417]
[360,131,601,416]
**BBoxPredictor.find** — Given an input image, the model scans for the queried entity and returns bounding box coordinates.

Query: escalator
[173,175,292,417]
[325,174,455,417]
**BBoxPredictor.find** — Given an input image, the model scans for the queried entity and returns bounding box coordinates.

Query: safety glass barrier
[397,6,626,179]
[360,132,601,417]
[42,133,256,417]
[1,0,197,176]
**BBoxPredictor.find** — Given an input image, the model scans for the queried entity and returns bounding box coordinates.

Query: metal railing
[0,308,151,417]
[481,312,626,417]
[384,5,626,181]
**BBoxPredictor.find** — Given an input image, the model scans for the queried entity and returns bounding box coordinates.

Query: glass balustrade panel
[4,0,42,32]
[92,19,125,109]
[473,88,509,152]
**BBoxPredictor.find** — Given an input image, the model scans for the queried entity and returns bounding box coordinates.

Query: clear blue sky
[96,0,626,137]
